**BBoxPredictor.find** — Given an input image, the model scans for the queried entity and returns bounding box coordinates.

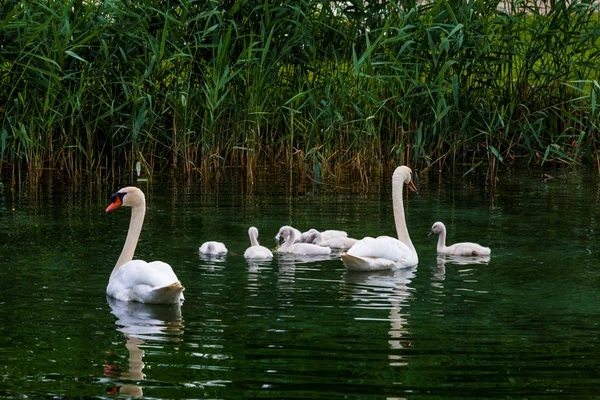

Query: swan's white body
[304,231,357,250]
[244,227,273,260]
[429,221,491,256]
[341,166,419,271]
[275,226,331,256]
[199,241,228,256]
[275,226,302,244]
[106,187,184,304]
[300,229,348,243]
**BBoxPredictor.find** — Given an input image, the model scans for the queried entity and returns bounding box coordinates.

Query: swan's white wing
[275,243,331,256]
[199,242,210,253]
[244,245,274,260]
[343,236,418,271]
[301,229,348,242]
[292,243,331,256]
[445,242,491,256]
[108,260,184,304]
[320,230,348,240]
[110,260,178,288]
[322,237,357,250]
[215,242,228,253]
[146,261,180,282]
[348,236,413,261]
[199,241,228,255]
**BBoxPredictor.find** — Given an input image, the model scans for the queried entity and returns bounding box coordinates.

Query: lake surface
[1,167,600,399]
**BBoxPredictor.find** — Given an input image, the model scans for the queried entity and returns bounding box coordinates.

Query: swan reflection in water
[104,297,183,397]
[246,257,274,273]
[435,254,491,280]
[342,266,417,366]
[276,252,337,279]
[199,252,228,263]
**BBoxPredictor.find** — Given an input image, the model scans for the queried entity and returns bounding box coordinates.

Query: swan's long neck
[392,175,416,256]
[313,232,323,245]
[436,227,447,253]
[114,202,145,272]
[250,230,259,246]
[280,228,296,249]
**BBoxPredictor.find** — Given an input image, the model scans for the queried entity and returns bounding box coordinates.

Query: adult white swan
[275,226,331,256]
[304,230,357,250]
[244,227,273,260]
[428,221,491,256]
[199,241,228,256]
[341,166,418,271]
[105,187,184,304]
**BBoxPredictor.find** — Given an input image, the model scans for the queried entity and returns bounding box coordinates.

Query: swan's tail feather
[341,253,398,272]
[151,281,185,304]
[341,253,370,271]
[473,247,491,256]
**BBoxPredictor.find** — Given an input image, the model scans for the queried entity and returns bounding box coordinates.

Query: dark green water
[1,168,600,399]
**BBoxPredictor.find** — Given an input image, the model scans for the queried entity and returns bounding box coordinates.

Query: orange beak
[105,197,122,212]
[408,179,418,193]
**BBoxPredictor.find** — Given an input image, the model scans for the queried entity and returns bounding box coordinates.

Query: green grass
[1,0,599,182]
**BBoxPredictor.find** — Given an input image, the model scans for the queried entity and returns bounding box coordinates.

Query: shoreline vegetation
[1,0,599,185]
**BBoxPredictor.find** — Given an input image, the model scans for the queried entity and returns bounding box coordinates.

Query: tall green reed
[1,0,598,183]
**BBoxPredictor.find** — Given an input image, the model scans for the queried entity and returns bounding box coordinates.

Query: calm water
[1,168,600,399]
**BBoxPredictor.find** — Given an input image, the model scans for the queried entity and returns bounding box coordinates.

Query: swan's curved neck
[313,232,323,245]
[392,177,416,255]
[250,230,259,246]
[280,229,296,249]
[436,228,447,253]
[114,202,145,272]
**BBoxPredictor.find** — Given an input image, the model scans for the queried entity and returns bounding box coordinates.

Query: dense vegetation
[1,0,599,183]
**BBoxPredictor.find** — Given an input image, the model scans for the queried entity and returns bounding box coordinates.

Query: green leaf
[352,44,359,76]
[489,145,503,162]
[65,50,87,63]
[0,128,7,161]
[463,161,483,177]
[542,146,551,165]
[452,74,459,107]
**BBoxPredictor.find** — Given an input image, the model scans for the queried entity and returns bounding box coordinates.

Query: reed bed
[1,0,599,184]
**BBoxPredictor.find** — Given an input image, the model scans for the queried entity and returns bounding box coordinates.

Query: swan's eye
[110,192,126,203]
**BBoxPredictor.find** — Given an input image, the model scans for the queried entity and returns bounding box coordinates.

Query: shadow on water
[104,297,183,397]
